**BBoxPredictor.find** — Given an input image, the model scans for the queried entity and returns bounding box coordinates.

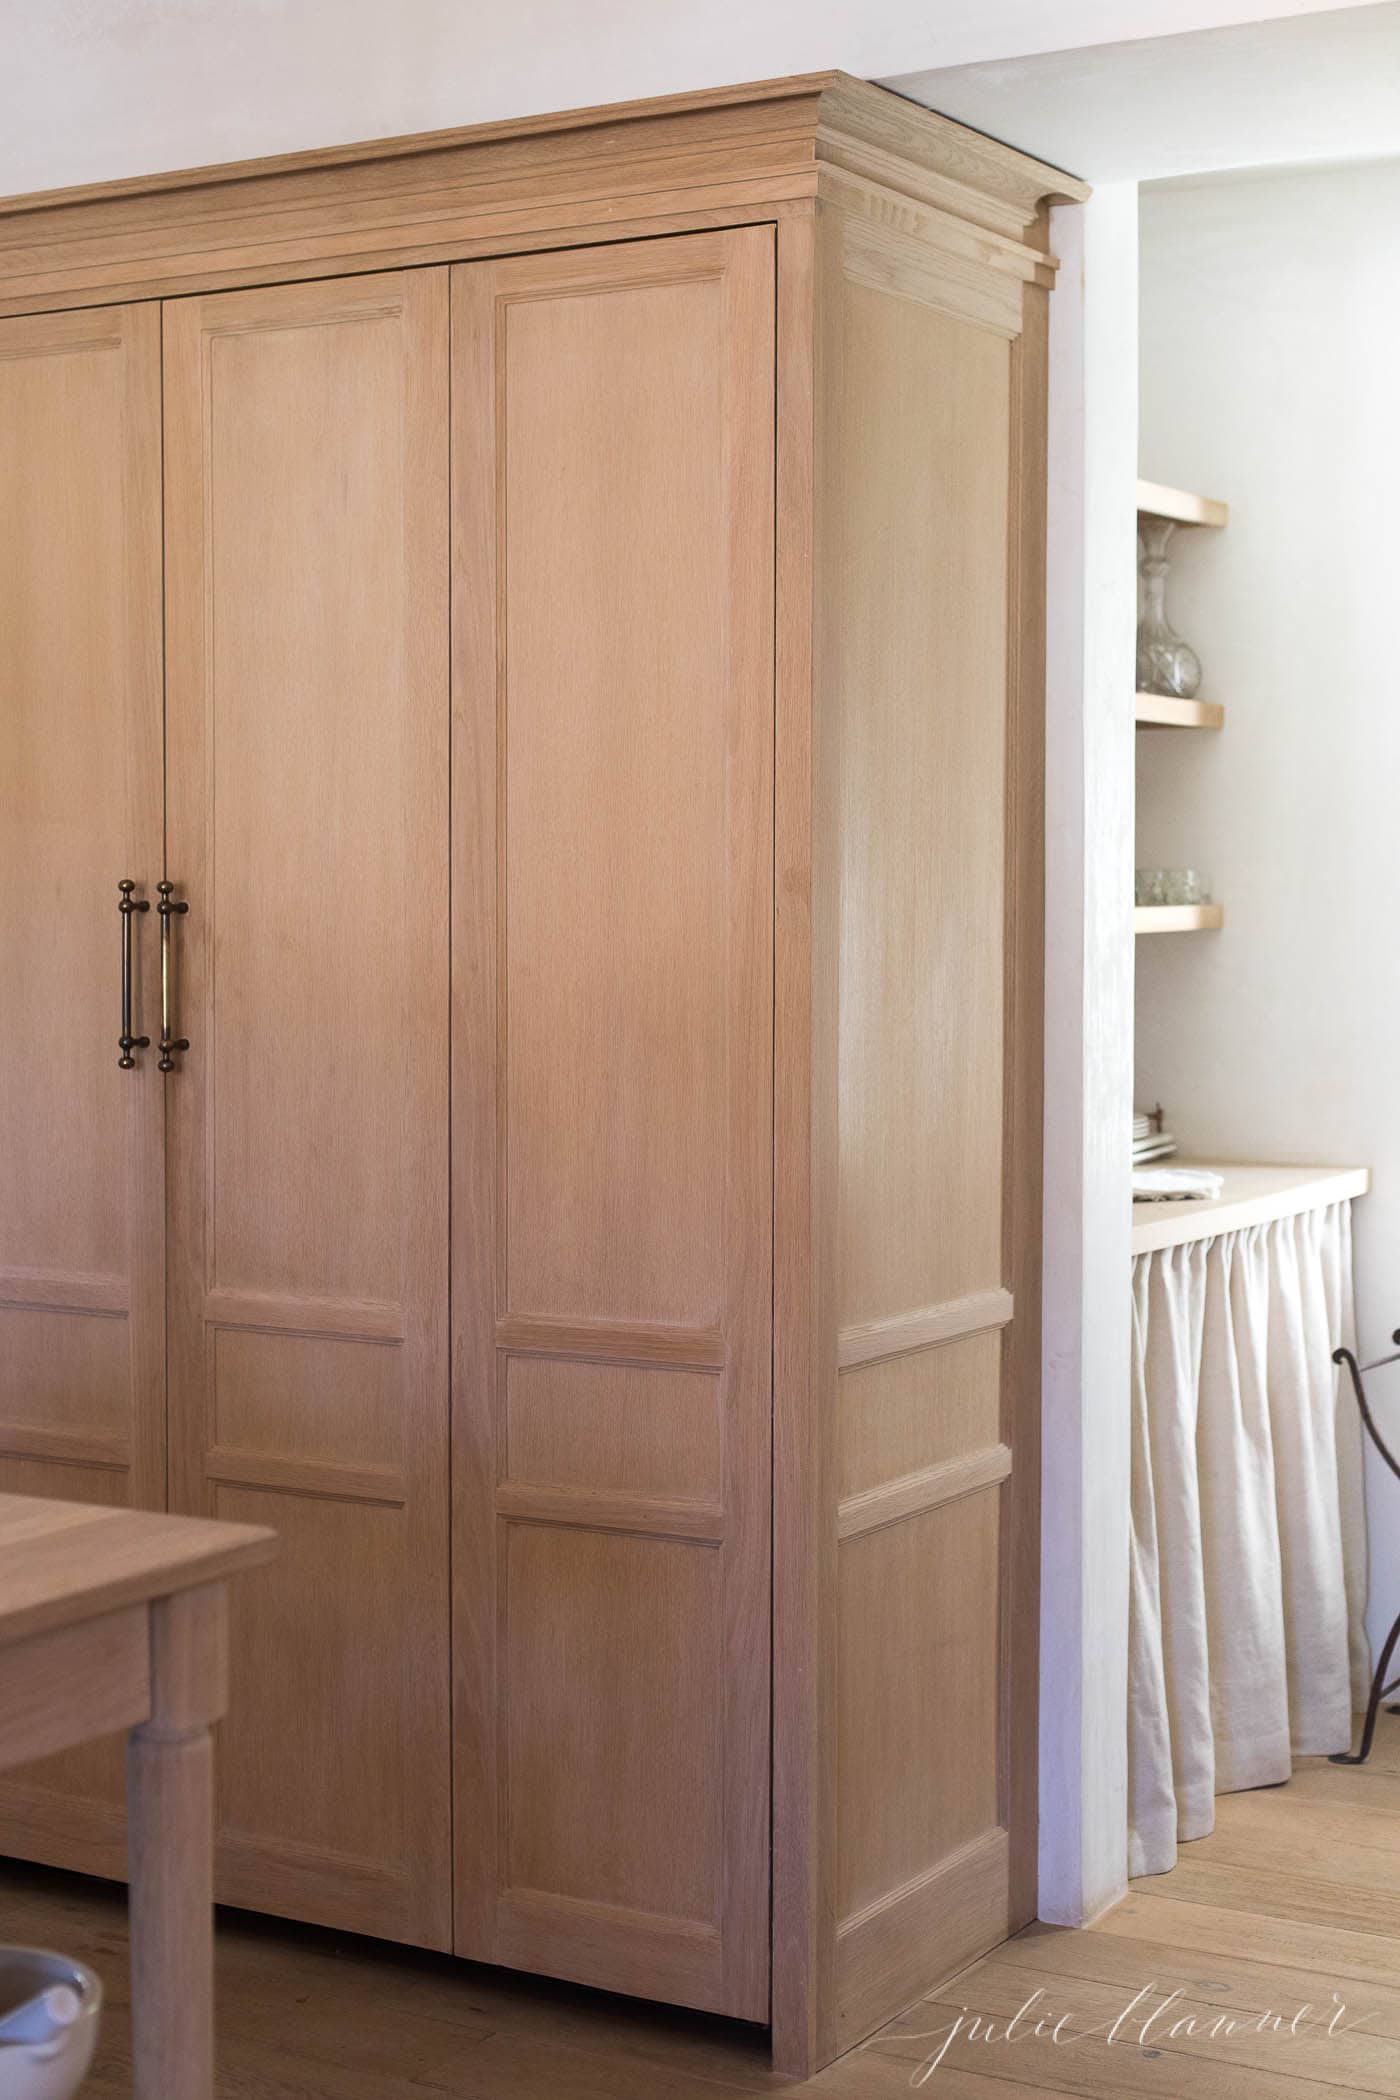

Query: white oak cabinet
[0,74,1083,2075]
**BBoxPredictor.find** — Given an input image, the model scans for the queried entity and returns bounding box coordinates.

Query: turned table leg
[127,1582,228,2100]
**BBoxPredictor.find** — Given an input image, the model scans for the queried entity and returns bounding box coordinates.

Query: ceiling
[889,0,1400,183]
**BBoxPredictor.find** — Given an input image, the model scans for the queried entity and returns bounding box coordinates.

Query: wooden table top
[0,1494,277,1645]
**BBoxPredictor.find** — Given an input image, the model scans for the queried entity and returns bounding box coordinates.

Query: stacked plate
[1133,1109,1178,1165]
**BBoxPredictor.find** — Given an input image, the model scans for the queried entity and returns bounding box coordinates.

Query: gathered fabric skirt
[1128,1200,1370,1878]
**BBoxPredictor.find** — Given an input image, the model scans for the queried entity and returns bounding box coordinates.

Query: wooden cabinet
[0,72,1082,2075]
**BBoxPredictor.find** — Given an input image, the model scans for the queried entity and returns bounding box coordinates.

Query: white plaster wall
[1136,161,1400,1655]
[1040,183,1139,1925]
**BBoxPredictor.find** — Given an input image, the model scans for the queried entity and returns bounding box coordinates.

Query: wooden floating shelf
[1136,478,1228,529]
[1135,692,1224,730]
[1135,904,1224,934]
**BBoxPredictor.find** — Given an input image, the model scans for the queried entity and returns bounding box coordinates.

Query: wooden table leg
[127,1582,228,2100]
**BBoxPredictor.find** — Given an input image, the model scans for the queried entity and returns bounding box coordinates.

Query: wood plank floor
[2,1715,1398,2095]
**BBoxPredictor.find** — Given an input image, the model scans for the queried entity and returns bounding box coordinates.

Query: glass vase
[1137,516,1202,699]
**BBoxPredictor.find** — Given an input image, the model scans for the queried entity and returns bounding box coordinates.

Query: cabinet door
[163,271,451,1947]
[452,228,774,2018]
[0,304,164,1871]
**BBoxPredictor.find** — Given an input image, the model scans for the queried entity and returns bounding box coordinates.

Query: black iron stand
[1330,1333,1400,1765]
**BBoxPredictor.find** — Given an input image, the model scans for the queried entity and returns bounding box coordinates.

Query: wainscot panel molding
[0,72,1086,2081]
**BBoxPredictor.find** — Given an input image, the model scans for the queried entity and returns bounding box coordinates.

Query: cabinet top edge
[0,69,1089,227]
[818,75,1090,215]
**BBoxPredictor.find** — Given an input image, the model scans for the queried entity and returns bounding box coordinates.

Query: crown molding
[0,72,1089,319]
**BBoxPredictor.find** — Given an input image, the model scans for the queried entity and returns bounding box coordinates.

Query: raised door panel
[452,227,774,2019]
[163,270,450,1947]
[0,305,163,1872]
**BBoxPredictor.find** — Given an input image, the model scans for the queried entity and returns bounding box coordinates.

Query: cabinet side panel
[805,195,1043,2066]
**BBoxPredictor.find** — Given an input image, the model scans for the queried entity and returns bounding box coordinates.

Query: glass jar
[1137,517,1203,699]
[1163,869,1210,906]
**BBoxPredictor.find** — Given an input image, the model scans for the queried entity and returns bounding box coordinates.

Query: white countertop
[1131,1162,1370,1255]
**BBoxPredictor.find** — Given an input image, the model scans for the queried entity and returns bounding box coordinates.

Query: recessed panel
[214,1485,410,1865]
[504,1357,721,1502]
[208,317,410,1304]
[501,278,729,1328]
[839,1331,1002,1502]
[0,1310,130,1441]
[837,1490,1002,1918]
[212,1328,403,1471]
[504,1523,722,1922]
[0,1457,128,1504]
[836,288,1010,1328]
[0,336,132,1280]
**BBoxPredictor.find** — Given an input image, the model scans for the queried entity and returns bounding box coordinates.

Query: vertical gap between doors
[767,219,779,2016]
[445,265,456,1935]
[158,297,170,1518]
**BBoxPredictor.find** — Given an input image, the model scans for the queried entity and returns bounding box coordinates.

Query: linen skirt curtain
[1129,1199,1370,1878]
